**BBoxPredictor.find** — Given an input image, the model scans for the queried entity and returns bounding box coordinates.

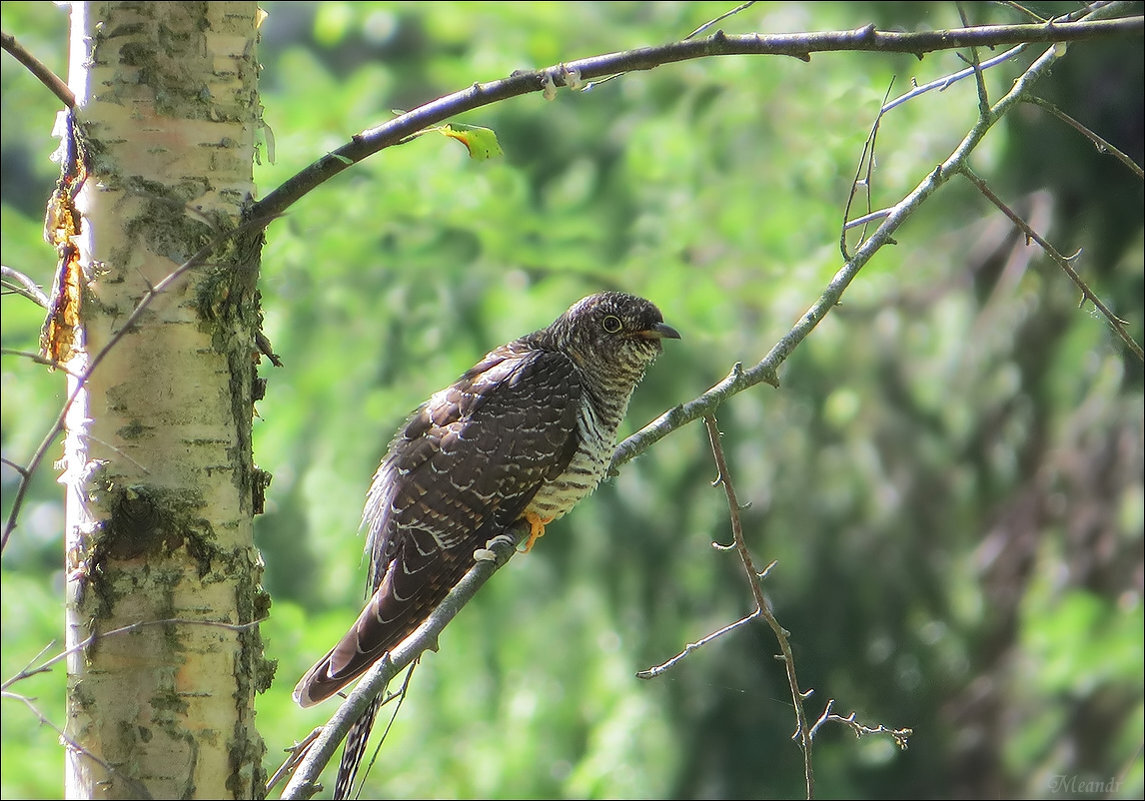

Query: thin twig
[637,611,760,679]
[0,348,82,377]
[960,166,1143,361]
[1001,1,1049,24]
[2,691,153,798]
[844,16,1023,255]
[0,457,29,478]
[842,79,896,259]
[842,207,894,230]
[1,30,75,108]
[685,1,757,40]
[702,417,768,612]
[1,264,50,307]
[807,699,913,750]
[637,416,820,795]
[956,3,994,118]
[587,3,761,93]
[2,617,264,693]
[701,415,816,799]
[881,44,1026,115]
[267,728,324,796]
[354,661,417,799]
[1023,95,1145,180]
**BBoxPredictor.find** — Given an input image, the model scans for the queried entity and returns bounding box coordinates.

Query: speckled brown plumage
[293,291,679,797]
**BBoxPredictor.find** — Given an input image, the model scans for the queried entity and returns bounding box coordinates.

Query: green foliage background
[2,2,1142,798]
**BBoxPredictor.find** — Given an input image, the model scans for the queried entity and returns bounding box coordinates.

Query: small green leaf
[439,124,503,160]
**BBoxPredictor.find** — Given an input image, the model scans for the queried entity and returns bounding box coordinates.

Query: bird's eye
[602,314,623,334]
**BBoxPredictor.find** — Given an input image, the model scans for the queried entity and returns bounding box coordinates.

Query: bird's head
[547,291,680,377]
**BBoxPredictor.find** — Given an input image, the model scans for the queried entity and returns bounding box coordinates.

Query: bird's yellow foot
[521,512,553,552]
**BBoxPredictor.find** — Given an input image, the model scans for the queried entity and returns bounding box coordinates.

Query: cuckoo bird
[294,291,679,797]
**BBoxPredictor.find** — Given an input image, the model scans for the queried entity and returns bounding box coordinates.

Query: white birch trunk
[61,3,268,797]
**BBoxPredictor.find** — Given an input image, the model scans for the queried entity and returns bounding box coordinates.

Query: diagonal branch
[1,30,75,108]
[1022,95,1145,180]
[280,522,527,800]
[961,167,1143,360]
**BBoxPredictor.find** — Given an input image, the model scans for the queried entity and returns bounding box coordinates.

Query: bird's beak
[637,322,681,340]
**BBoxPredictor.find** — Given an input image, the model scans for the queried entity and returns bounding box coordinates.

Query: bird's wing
[293,343,581,706]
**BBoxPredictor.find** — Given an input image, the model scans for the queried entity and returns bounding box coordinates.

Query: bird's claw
[475,533,518,562]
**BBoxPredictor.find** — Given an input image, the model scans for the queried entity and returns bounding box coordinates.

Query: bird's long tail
[334,693,382,799]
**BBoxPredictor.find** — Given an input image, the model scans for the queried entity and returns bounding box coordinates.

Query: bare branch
[0,691,143,795]
[956,3,993,118]
[0,348,81,376]
[880,44,1027,114]
[808,698,913,750]
[354,662,418,798]
[1,264,50,307]
[250,14,1142,224]
[2,617,264,694]
[641,416,915,797]
[0,456,29,479]
[267,728,323,797]
[0,30,75,108]
[842,79,896,259]
[702,416,817,798]
[961,167,1143,361]
[1022,95,1145,180]
[702,417,769,613]
[637,610,760,679]
[280,523,527,800]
